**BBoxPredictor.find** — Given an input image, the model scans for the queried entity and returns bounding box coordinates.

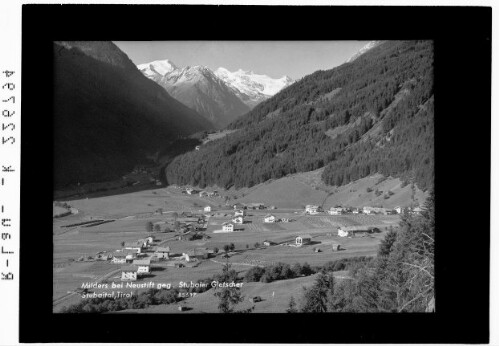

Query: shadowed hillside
[53,41,212,188]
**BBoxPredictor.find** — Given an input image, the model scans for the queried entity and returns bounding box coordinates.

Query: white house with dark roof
[133,258,151,274]
[232,216,244,224]
[296,235,312,246]
[222,222,234,232]
[121,266,138,281]
[263,214,276,223]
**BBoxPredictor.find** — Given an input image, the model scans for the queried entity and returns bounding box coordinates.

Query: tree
[146,221,153,233]
[223,244,230,253]
[254,242,260,249]
[153,224,161,233]
[301,262,314,276]
[120,241,125,247]
[245,244,249,249]
[291,263,302,277]
[229,243,235,251]
[213,247,219,254]
[213,261,244,313]
[286,296,298,313]
[300,272,335,312]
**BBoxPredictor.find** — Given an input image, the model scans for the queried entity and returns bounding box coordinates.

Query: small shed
[296,234,312,246]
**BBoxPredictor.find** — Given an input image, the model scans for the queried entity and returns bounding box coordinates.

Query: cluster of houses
[304,204,422,216]
[182,188,220,198]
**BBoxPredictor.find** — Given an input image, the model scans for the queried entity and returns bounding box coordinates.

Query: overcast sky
[114,41,369,80]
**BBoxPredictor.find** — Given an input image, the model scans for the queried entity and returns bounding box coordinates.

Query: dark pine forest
[165,41,434,191]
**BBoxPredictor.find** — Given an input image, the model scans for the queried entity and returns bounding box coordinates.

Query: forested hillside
[53,41,212,188]
[165,41,434,191]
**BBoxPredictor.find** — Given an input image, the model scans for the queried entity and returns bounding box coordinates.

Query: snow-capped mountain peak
[214,67,294,106]
[346,41,382,63]
[137,59,178,77]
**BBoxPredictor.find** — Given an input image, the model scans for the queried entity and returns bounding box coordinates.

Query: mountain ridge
[138,59,293,128]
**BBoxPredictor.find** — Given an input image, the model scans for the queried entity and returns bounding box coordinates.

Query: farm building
[199,191,209,197]
[296,235,312,246]
[328,207,344,215]
[331,243,341,251]
[338,226,377,237]
[204,206,212,212]
[352,208,360,214]
[145,236,155,244]
[305,205,322,214]
[362,206,391,215]
[121,266,138,281]
[133,258,151,274]
[234,209,245,217]
[112,253,127,264]
[263,240,276,246]
[222,222,234,232]
[245,203,265,210]
[123,241,145,253]
[394,206,402,214]
[263,214,276,223]
[185,248,212,261]
[232,216,244,224]
[154,246,170,259]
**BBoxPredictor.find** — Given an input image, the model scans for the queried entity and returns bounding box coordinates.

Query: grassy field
[53,171,413,313]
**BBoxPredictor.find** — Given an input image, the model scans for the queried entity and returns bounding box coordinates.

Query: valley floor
[52,172,419,313]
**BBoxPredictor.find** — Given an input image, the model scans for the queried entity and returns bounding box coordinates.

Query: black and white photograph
[6,3,492,344]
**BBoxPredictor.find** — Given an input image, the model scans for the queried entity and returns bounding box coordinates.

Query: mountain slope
[53,41,212,188]
[138,61,250,128]
[165,41,434,191]
[138,60,294,128]
[214,68,294,108]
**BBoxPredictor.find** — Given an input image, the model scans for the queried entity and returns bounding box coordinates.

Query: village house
[245,202,265,210]
[145,236,155,244]
[352,208,360,214]
[232,216,244,224]
[199,191,209,197]
[123,240,145,253]
[112,253,127,264]
[305,205,322,214]
[296,235,312,246]
[263,240,276,246]
[234,209,245,217]
[331,243,341,251]
[204,205,212,212]
[263,214,276,223]
[338,226,377,238]
[195,145,200,151]
[133,258,151,274]
[154,246,170,260]
[328,207,344,215]
[394,206,402,214]
[222,222,234,232]
[121,266,138,281]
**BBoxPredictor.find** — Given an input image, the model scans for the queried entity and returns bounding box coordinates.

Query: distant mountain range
[53,41,212,188]
[138,60,294,128]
